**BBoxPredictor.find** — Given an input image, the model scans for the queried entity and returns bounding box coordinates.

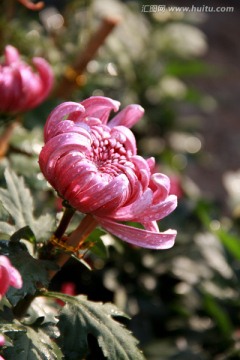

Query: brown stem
[39,205,76,260]
[54,17,120,99]
[54,205,76,239]
[48,214,98,280]
[0,119,20,159]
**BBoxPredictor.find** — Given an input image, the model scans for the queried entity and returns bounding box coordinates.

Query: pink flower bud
[39,96,177,249]
[0,45,53,114]
[0,255,22,298]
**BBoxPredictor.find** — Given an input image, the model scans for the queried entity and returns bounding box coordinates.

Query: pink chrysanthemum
[39,96,177,249]
[0,255,22,299]
[0,45,53,113]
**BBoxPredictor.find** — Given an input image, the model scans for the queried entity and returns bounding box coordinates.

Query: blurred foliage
[1,0,240,359]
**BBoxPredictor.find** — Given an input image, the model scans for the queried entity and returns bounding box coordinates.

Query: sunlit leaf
[45,291,145,360]
[0,168,54,241]
[2,325,63,360]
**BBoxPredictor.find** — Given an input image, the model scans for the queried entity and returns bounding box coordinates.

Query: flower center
[88,131,133,176]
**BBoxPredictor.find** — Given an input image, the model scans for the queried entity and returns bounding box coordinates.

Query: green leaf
[0,241,57,306]
[2,325,63,360]
[46,291,145,360]
[0,168,54,242]
[216,229,240,260]
[86,228,108,259]
[23,297,59,330]
[10,226,36,244]
[203,292,233,337]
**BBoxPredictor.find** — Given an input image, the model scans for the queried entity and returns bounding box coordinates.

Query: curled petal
[62,163,99,199]
[0,68,23,112]
[108,104,144,129]
[4,45,20,64]
[111,193,177,223]
[80,96,120,124]
[55,155,90,194]
[137,194,178,223]
[147,157,156,172]
[73,174,129,214]
[39,133,91,183]
[29,57,54,107]
[46,120,92,141]
[150,173,171,203]
[96,218,177,249]
[44,102,85,142]
[131,155,151,191]
[111,189,153,221]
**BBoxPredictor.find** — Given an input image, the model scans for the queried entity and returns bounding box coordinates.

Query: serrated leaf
[23,297,59,329]
[0,168,54,241]
[46,292,145,360]
[0,168,33,228]
[0,241,57,306]
[2,324,63,360]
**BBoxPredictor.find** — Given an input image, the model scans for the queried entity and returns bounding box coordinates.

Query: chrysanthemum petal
[44,102,85,142]
[29,57,54,108]
[74,174,129,214]
[80,96,120,124]
[150,173,171,203]
[4,45,20,64]
[108,104,144,129]
[39,133,91,183]
[0,69,23,112]
[110,189,153,221]
[96,218,176,249]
